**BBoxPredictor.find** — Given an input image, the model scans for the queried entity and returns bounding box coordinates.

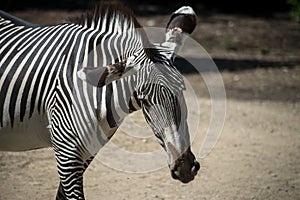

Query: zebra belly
[0,113,51,151]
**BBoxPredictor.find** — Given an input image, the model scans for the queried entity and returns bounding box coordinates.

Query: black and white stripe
[0,4,191,199]
[0,6,150,199]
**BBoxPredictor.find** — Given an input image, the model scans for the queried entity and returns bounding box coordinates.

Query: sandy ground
[0,9,300,200]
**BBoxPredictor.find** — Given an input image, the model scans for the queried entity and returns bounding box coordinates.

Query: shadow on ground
[175,57,300,103]
[175,57,300,73]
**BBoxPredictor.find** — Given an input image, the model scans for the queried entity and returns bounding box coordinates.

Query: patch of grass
[258,44,270,55]
[219,36,236,51]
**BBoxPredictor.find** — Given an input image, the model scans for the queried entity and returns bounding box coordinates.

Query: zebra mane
[68,3,142,31]
[68,3,157,61]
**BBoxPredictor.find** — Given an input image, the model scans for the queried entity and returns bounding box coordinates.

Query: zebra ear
[77,56,136,87]
[161,6,196,60]
[166,6,197,36]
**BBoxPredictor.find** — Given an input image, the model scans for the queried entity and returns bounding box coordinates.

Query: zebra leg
[56,156,95,200]
[56,182,66,200]
[53,151,85,199]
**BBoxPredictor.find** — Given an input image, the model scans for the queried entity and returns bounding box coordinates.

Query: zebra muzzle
[169,148,200,184]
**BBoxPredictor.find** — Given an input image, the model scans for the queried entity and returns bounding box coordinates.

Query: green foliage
[258,44,269,55]
[219,36,234,51]
[287,0,300,22]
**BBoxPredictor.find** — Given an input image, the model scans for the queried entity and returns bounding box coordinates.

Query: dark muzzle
[170,149,200,183]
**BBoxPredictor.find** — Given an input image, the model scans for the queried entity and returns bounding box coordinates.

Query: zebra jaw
[77,56,136,87]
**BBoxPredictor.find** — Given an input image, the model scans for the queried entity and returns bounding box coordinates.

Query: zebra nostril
[192,160,200,172]
[191,161,200,174]
[171,169,179,180]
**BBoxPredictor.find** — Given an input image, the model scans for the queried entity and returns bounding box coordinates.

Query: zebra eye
[137,94,149,107]
[140,95,151,108]
[143,100,151,108]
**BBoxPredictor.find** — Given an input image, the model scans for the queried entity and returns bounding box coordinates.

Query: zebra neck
[96,75,141,129]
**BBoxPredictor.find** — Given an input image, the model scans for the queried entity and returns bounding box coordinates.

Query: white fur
[77,69,87,81]
[174,6,195,15]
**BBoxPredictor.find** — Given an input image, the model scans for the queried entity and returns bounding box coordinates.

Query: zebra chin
[169,148,200,184]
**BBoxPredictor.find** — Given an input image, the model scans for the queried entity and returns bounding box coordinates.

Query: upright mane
[68,3,142,30]
[68,3,157,62]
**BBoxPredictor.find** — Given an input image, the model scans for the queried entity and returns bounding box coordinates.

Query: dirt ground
[0,9,299,200]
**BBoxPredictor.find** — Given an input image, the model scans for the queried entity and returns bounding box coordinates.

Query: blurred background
[1,0,294,13]
[0,0,299,199]
[2,0,299,101]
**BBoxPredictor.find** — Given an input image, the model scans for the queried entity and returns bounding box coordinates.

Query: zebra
[0,4,200,199]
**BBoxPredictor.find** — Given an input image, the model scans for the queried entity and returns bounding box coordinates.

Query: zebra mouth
[169,146,200,184]
[171,160,200,183]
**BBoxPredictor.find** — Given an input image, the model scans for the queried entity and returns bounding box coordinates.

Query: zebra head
[135,6,200,183]
[78,5,199,183]
[135,62,199,183]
